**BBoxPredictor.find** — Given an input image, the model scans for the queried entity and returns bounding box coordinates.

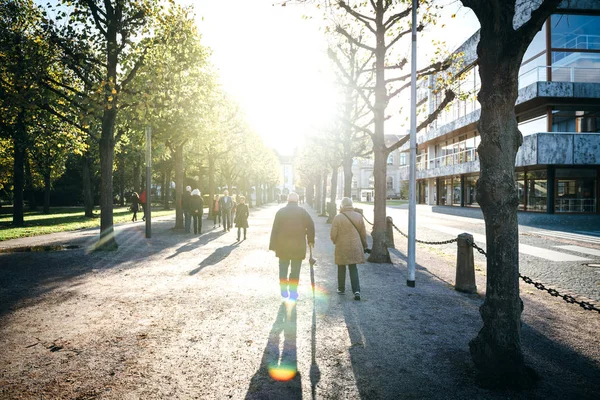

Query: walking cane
[309,244,316,297]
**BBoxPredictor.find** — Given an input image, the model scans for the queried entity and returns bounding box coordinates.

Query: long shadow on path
[246,301,302,399]
[340,258,600,399]
[188,241,241,275]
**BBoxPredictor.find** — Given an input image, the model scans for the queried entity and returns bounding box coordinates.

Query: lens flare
[268,364,297,381]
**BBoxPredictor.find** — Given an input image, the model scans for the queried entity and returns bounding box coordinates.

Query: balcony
[519,65,600,88]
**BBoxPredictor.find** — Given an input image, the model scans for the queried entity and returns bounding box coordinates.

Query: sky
[188,0,480,155]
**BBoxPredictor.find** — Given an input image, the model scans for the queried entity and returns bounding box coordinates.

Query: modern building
[275,151,296,197]
[397,1,600,214]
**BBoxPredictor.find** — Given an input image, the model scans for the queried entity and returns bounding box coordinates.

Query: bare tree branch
[86,0,107,37]
[338,1,376,34]
[383,6,411,30]
[335,25,376,53]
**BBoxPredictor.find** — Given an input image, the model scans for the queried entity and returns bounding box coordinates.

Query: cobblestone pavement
[371,204,600,303]
[0,203,599,399]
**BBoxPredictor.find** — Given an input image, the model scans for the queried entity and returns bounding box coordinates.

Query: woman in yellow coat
[330,197,368,300]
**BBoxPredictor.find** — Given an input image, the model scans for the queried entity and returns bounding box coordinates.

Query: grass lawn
[0,206,174,242]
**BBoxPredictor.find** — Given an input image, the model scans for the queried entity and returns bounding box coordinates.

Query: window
[352,177,358,188]
[551,14,600,50]
[519,114,548,135]
[550,14,600,82]
[552,109,600,133]
[399,153,407,165]
[387,153,394,165]
[387,176,394,189]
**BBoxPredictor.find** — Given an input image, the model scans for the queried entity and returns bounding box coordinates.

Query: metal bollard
[386,216,395,249]
[455,233,477,293]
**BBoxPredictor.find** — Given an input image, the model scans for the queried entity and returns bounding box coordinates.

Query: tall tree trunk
[322,172,328,214]
[307,182,314,208]
[25,151,36,212]
[368,4,391,263]
[163,165,171,210]
[173,143,184,229]
[12,114,26,226]
[208,154,216,209]
[82,152,94,218]
[314,174,322,213]
[343,156,353,198]
[43,170,51,214]
[97,111,118,250]
[327,165,339,223]
[468,28,529,388]
[254,179,260,207]
[119,156,125,207]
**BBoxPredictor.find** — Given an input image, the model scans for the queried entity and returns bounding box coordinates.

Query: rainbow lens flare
[268,363,297,381]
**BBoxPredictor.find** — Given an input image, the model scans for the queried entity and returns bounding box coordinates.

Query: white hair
[287,192,299,202]
[185,185,191,192]
[341,197,353,207]
[191,189,200,196]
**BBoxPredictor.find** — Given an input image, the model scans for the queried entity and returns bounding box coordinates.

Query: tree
[459,0,562,387]
[44,0,159,249]
[0,0,51,225]
[138,4,212,230]
[323,0,457,262]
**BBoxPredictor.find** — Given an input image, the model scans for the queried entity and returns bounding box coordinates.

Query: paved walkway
[0,203,599,399]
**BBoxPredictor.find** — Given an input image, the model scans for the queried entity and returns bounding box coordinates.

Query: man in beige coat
[330,197,368,300]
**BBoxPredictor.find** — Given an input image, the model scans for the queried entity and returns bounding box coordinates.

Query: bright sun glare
[193,0,340,156]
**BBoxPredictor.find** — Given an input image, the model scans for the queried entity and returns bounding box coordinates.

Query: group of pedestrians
[269,192,367,301]
[210,190,249,241]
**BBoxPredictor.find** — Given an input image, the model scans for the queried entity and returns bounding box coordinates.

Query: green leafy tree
[0,0,52,225]
[43,0,160,249]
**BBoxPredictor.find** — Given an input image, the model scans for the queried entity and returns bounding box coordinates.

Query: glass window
[465,175,478,207]
[516,172,526,211]
[524,23,547,61]
[551,14,600,50]
[519,114,548,135]
[555,178,596,212]
[387,153,394,165]
[452,177,462,205]
[552,110,600,133]
[526,169,547,212]
[387,176,394,189]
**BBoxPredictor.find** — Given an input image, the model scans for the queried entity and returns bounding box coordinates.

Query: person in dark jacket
[130,192,140,222]
[182,185,192,234]
[219,190,233,232]
[269,192,315,300]
[190,188,204,235]
[235,196,249,241]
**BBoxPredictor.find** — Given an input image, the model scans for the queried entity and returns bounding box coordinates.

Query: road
[372,204,600,303]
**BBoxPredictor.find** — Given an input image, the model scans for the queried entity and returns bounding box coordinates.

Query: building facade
[397,2,600,214]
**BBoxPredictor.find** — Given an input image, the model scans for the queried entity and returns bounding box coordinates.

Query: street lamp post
[145,125,152,238]
[407,0,417,288]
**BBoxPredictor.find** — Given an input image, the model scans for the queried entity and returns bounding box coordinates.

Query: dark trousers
[192,214,202,234]
[213,212,221,226]
[279,259,302,298]
[237,227,246,239]
[222,209,231,230]
[338,264,360,293]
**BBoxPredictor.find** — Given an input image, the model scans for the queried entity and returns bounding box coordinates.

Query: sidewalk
[0,203,598,399]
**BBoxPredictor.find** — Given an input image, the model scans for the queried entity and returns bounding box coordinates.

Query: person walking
[190,188,204,235]
[182,186,192,234]
[219,190,233,232]
[139,189,147,221]
[269,192,315,300]
[130,192,140,222]
[212,194,221,228]
[235,196,249,241]
[330,197,367,300]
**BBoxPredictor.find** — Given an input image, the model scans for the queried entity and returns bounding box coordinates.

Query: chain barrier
[361,212,599,313]
[463,238,600,314]
[391,221,458,245]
